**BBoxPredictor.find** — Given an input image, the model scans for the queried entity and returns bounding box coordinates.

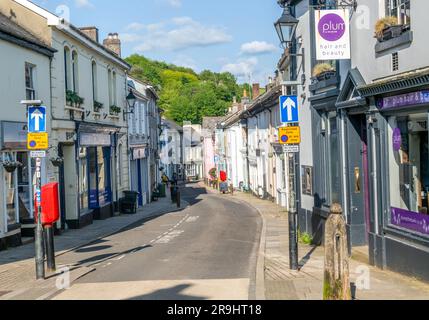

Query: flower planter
[50,157,64,167]
[3,162,22,173]
[378,25,403,42]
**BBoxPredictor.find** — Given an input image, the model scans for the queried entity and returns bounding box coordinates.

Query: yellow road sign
[279,127,301,145]
[27,133,49,150]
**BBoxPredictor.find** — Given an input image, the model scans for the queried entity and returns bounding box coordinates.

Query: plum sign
[315,10,350,60]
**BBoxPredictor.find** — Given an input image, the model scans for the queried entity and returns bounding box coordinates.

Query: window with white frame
[91,61,97,101]
[64,47,71,92]
[71,51,79,93]
[386,0,411,27]
[25,63,36,100]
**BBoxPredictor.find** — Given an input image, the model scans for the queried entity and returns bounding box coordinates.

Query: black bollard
[44,225,56,273]
[176,190,181,208]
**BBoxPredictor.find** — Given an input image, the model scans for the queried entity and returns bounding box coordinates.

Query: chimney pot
[103,32,122,57]
[252,83,260,100]
[79,26,99,43]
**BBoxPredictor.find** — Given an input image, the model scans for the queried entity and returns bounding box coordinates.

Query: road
[50,184,262,300]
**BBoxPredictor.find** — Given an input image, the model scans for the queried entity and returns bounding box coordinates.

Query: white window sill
[108,114,120,120]
[65,105,85,112]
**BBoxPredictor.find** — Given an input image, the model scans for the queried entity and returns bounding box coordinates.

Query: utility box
[34,182,60,227]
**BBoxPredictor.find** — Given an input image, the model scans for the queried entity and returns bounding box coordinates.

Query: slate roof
[0,12,56,57]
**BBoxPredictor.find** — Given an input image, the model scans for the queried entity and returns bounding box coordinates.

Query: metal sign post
[23,102,47,280]
[279,95,300,271]
[34,157,45,280]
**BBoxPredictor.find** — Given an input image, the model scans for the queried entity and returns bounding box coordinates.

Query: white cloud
[133,17,232,52]
[221,57,258,80]
[120,33,145,43]
[125,22,145,32]
[173,55,197,70]
[167,0,182,8]
[75,0,94,9]
[240,41,277,55]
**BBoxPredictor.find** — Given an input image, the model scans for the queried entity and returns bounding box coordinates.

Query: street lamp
[274,3,299,48]
[124,89,136,120]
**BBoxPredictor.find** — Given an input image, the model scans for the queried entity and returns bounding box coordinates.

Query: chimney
[103,33,121,57]
[80,26,99,43]
[252,83,260,99]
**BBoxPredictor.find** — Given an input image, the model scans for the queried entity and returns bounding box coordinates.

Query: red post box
[34,182,60,227]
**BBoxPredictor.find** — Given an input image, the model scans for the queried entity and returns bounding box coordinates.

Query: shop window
[386,0,411,27]
[17,152,34,221]
[118,144,123,186]
[25,63,36,100]
[389,114,429,237]
[3,153,18,227]
[78,148,88,212]
[88,147,98,208]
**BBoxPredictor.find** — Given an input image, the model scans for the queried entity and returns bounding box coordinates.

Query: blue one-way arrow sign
[28,106,47,133]
[280,96,299,123]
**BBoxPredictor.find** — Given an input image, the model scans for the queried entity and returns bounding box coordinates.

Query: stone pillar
[323,203,351,300]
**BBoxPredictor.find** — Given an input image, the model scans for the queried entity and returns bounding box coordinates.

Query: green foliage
[66,90,84,106]
[298,230,313,245]
[125,54,248,125]
[110,105,121,115]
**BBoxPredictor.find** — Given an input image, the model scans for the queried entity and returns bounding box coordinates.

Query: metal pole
[45,225,56,272]
[176,189,181,208]
[35,157,45,279]
[288,151,299,270]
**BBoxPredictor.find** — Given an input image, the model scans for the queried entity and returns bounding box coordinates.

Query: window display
[389,114,429,236]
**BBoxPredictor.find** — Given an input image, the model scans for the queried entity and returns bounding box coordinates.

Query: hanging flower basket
[3,161,22,173]
[50,157,64,167]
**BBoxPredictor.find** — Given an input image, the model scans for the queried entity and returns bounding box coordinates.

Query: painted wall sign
[393,128,402,151]
[80,133,111,146]
[379,91,429,109]
[315,9,350,60]
[391,207,429,236]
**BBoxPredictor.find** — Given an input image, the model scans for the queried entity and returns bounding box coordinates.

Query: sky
[33,0,283,85]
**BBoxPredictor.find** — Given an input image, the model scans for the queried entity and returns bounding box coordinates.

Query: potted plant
[50,157,64,167]
[75,95,84,109]
[109,105,121,115]
[3,160,22,173]
[312,63,336,82]
[94,100,103,112]
[66,90,75,106]
[374,16,402,42]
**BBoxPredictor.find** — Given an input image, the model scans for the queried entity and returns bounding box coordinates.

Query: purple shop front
[391,207,429,236]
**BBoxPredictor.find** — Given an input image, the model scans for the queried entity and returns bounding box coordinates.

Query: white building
[159,119,183,181]
[1,0,131,229]
[183,123,203,180]
[0,12,56,248]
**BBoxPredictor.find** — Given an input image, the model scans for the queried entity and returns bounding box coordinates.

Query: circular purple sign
[318,13,346,42]
[393,128,402,151]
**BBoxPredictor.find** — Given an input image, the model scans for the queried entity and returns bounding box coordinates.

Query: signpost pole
[35,157,45,280]
[287,124,299,271]
[279,91,299,271]
[23,102,48,280]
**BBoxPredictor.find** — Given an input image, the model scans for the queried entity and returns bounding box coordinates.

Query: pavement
[211,185,429,300]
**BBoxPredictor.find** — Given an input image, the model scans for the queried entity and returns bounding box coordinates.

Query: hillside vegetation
[125,54,251,124]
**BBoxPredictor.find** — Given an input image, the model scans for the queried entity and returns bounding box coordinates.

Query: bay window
[386,0,411,27]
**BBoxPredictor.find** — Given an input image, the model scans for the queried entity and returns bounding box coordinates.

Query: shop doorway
[346,113,370,247]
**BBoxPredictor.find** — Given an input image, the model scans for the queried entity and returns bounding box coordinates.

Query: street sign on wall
[279,96,299,123]
[279,127,301,145]
[28,106,47,133]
